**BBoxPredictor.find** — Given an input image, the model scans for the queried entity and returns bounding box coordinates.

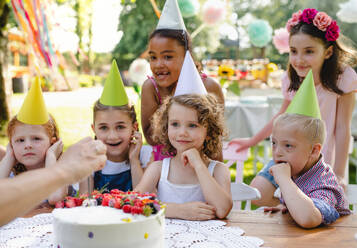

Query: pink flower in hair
[313,12,332,31]
[286,10,302,32]
[325,20,339,41]
[300,8,318,24]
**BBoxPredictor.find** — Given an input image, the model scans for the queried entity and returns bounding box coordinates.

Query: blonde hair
[7,114,59,175]
[93,100,137,124]
[151,94,226,159]
[274,113,326,145]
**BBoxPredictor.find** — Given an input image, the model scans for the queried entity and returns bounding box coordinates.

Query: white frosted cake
[52,191,165,248]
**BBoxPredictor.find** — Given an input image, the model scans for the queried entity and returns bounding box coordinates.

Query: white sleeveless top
[157,158,217,203]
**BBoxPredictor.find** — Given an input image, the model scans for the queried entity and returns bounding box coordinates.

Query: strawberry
[74,198,84,206]
[55,200,64,208]
[65,198,76,208]
[131,206,143,215]
[114,199,122,209]
[122,204,132,213]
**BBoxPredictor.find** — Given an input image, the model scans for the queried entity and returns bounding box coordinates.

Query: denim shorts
[257,159,279,188]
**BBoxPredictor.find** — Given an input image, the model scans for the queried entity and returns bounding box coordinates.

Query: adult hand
[180,202,216,220]
[269,162,291,185]
[45,139,63,168]
[129,131,142,162]
[229,138,255,152]
[57,137,106,184]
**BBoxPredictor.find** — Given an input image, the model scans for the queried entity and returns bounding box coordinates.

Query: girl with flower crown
[230,8,357,206]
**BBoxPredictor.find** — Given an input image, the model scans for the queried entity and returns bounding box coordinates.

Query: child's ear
[91,124,95,132]
[311,143,322,158]
[51,137,57,145]
[324,45,333,60]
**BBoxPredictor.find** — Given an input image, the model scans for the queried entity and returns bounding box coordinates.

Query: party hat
[156,0,186,30]
[17,77,49,125]
[174,51,207,96]
[100,60,129,106]
[286,70,321,119]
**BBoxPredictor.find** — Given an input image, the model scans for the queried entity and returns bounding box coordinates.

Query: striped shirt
[280,157,351,224]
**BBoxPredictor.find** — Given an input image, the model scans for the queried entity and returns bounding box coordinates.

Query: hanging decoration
[178,0,199,18]
[272,28,290,54]
[128,58,151,86]
[247,19,272,47]
[336,0,357,23]
[149,0,161,18]
[202,0,226,25]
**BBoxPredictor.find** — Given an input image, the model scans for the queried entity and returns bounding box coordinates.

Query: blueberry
[96,197,103,205]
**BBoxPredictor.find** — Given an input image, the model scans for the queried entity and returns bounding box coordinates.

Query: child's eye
[285,144,293,148]
[117,125,126,130]
[15,138,24,143]
[99,126,108,130]
[170,122,179,127]
[189,123,198,128]
[164,55,173,60]
[149,56,156,61]
[34,137,42,141]
[306,50,314,54]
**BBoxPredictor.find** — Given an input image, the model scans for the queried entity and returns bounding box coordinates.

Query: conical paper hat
[174,51,207,96]
[286,70,321,119]
[156,0,186,30]
[17,77,49,125]
[100,60,129,106]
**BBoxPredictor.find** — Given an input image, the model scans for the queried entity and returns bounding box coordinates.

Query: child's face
[11,123,51,170]
[168,103,207,154]
[93,109,136,162]
[148,36,186,88]
[289,32,332,79]
[271,122,314,177]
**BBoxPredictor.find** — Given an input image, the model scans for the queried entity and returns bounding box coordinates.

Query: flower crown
[286,8,339,42]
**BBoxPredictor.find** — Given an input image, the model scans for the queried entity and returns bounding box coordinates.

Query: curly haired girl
[135,94,232,220]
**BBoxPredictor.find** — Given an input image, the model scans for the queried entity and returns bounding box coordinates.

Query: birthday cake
[53,190,165,248]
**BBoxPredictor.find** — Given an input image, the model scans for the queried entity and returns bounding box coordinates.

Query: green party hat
[100,60,128,106]
[286,70,321,119]
[17,76,49,125]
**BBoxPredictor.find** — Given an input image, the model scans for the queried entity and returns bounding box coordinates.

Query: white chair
[347,184,357,213]
[223,142,261,210]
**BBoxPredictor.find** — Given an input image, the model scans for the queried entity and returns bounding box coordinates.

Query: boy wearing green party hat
[79,60,152,194]
[0,76,68,205]
[264,70,351,228]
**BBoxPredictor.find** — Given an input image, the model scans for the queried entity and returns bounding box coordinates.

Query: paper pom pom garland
[272,28,290,54]
[128,58,152,86]
[247,20,273,47]
[202,0,226,25]
[178,0,199,18]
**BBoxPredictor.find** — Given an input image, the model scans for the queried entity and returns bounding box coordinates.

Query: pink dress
[281,66,357,166]
[148,74,208,161]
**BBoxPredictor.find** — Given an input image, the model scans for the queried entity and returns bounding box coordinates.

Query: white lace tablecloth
[0,214,264,248]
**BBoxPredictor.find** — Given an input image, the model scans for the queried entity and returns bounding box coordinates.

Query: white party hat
[156,0,186,30]
[174,51,207,96]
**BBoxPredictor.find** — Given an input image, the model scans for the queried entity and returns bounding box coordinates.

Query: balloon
[178,0,199,18]
[202,0,226,25]
[272,28,290,54]
[337,0,357,23]
[247,20,272,48]
[128,58,152,86]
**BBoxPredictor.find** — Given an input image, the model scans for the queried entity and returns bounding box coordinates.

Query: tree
[0,0,10,131]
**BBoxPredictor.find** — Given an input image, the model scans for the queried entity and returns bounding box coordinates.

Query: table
[22,207,357,248]
[227,210,357,248]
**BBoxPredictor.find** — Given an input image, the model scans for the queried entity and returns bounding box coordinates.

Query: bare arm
[334,91,355,182]
[204,77,225,106]
[141,79,160,146]
[129,131,144,188]
[134,161,162,193]
[271,163,322,228]
[0,137,106,226]
[229,99,291,151]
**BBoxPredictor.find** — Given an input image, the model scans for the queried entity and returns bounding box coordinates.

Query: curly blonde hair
[151,94,226,159]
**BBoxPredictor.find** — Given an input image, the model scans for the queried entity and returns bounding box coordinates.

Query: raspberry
[55,201,64,208]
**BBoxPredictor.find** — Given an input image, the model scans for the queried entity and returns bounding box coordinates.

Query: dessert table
[2,207,356,248]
